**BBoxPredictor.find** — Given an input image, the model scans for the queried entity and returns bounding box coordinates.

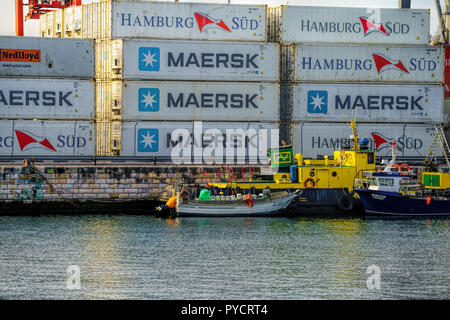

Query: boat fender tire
[337,195,353,211]
[304,178,315,189]
[181,190,190,201]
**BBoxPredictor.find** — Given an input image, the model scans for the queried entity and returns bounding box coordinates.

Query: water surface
[0,215,448,299]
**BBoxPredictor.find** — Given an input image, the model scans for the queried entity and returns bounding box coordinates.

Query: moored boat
[176,190,297,217]
[207,118,376,216]
[354,125,450,217]
[353,188,450,217]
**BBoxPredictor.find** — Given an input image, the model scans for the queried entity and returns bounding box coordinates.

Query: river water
[0,215,448,300]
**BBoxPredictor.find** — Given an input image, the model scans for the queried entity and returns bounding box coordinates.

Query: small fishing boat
[354,125,450,217]
[175,190,297,217]
[353,188,450,217]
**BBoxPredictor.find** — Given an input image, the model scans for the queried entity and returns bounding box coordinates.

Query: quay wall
[0,164,263,214]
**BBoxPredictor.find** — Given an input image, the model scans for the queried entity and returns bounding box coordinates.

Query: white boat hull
[176,194,296,217]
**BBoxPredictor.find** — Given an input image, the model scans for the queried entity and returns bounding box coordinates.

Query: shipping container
[62,4,93,38]
[445,46,450,97]
[95,39,279,81]
[44,11,55,37]
[445,98,450,126]
[292,122,441,159]
[64,6,75,38]
[0,120,94,156]
[95,120,122,156]
[281,44,443,83]
[96,80,279,122]
[54,0,267,41]
[0,36,94,78]
[269,6,430,45]
[54,9,65,38]
[39,13,46,38]
[80,4,94,39]
[286,83,444,123]
[0,78,94,120]
[119,121,278,164]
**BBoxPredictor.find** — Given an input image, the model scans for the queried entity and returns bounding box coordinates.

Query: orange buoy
[399,163,411,175]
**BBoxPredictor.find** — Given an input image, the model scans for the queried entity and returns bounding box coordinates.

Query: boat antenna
[343,116,360,151]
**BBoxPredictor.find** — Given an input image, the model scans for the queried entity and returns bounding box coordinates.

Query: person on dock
[157,195,177,217]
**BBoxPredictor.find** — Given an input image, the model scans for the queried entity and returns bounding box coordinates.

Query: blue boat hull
[354,189,450,217]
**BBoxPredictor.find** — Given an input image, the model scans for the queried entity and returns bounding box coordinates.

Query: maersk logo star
[307,90,328,114]
[139,47,160,71]
[137,128,159,152]
[139,88,160,112]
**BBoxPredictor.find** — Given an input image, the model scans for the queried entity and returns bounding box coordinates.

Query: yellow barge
[208,119,377,215]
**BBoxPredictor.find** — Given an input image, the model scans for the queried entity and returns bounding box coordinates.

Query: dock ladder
[423,124,450,170]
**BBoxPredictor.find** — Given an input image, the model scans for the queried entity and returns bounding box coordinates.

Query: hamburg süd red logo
[15,130,56,152]
[372,53,409,74]
[371,132,402,151]
[359,17,390,36]
[194,12,231,32]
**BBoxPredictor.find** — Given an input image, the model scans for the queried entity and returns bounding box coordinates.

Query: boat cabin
[358,172,415,193]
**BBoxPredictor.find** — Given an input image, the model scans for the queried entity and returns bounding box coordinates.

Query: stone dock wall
[0,164,264,214]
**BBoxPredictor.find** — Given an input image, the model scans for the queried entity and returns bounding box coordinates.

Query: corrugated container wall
[0,120,95,157]
[269,6,430,45]
[54,9,65,38]
[44,11,55,37]
[0,78,95,120]
[95,80,280,122]
[0,36,94,78]
[81,4,94,39]
[445,46,450,97]
[95,39,279,81]
[281,44,443,83]
[287,83,444,123]
[445,99,450,126]
[64,6,75,38]
[292,122,442,159]
[39,14,46,38]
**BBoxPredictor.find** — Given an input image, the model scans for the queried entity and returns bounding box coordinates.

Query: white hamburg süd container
[292,122,441,159]
[67,1,267,41]
[270,6,429,45]
[0,120,94,156]
[282,43,443,83]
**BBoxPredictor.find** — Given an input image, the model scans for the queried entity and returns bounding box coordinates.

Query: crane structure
[15,0,82,36]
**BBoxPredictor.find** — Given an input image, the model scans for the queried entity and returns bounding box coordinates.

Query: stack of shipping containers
[270,5,445,160]
[443,7,450,142]
[445,46,450,142]
[0,36,95,157]
[41,0,280,164]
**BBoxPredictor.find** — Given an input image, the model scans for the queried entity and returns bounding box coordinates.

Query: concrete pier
[0,162,264,215]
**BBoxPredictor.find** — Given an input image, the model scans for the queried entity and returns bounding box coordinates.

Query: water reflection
[78,217,126,299]
[164,218,180,228]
